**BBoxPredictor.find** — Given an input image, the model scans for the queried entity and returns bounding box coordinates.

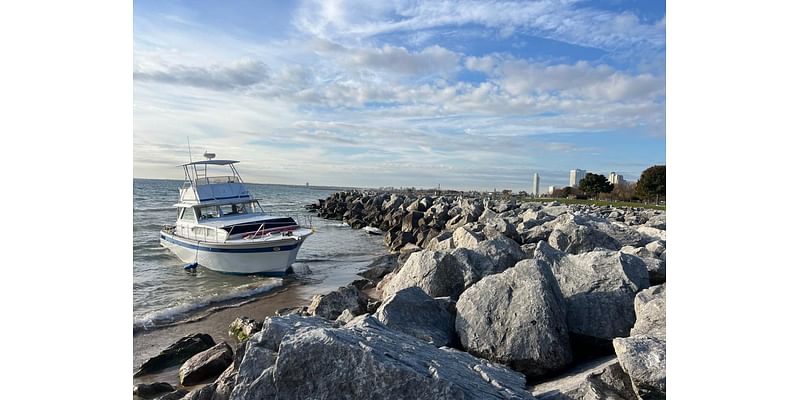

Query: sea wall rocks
[179,342,234,386]
[135,333,216,377]
[302,191,667,397]
[307,284,369,320]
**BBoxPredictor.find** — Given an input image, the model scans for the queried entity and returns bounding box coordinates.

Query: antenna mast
[187,137,194,164]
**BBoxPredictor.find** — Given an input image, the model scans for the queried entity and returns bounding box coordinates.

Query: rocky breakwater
[131,195,665,399]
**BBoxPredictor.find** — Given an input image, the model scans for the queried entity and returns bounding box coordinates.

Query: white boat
[160,156,313,275]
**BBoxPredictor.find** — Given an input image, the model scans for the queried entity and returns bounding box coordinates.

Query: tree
[578,173,614,199]
[636,165,666,202]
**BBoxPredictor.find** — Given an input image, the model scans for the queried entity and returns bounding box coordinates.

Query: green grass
[518,197,666,210]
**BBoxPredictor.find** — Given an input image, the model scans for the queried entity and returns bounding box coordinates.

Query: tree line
[549,165,666,203]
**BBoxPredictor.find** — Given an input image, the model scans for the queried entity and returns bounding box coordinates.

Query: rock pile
[133,194,666,399]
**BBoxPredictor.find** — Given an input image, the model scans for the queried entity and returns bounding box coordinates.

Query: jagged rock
[636,226,666,242]
[452,226,484,249]
[548,215,621,254]
[335,308,356,324]
[472,235,527,274]
[228,317,263,342]
[307,284,369,320]
[532,242,649,340]
[375,286,456,347]
[521,225,553,244]
[350,278,374,290]
[531,356,637,400]
[134,333,216,377]
[179,342,234,386]
[456,258,572,377]
[382,250,475,300]
[541,205,570,217]
[613,337,666,400]
[425,230,455,251]
[482,217,522,243]
[232,314,534,399]
[644,214,666,230]
[274,306,306,316]
[630,284,666,339]
[659,249,666,262]
[644,240,666,257]
[620,245,655,259]
[449,247,493,281]
[639,256,666,285]
[445,214,467,230]
[182,384,215,400]
[133,382,174,399]
[402,211,425,232]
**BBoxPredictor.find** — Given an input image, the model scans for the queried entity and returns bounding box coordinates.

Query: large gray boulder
[455,259,572,378]
[382,250,475,300]
[307,284,369,320]
[532,356,637,400]
[232,315,535,399]
[482,217,522,243]
[612,284,666,399]
[613,337,666,400]
[472,236,527,275]
[532,242,650,340]
[451,226,483,249]
[179,342,234,386]
[547,214,621,255]
[375,286,456,347]
[134,333,216,377]
[630,284,666,338]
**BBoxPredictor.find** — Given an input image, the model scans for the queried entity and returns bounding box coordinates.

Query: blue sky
[133,0,665,192]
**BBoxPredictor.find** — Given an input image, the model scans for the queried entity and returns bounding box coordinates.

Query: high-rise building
[532,173,540,197]
[569,169,586,187]
[608,172,624,185]
[548,185,556,195]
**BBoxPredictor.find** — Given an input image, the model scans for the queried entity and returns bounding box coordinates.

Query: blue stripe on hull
[160,234,298,253]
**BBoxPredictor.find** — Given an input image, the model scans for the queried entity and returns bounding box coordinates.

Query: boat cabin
[169,159,299,242]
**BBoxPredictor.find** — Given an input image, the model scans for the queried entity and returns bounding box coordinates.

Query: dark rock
[350,278,374,290]
[455,259,572,378]
[307,284,369,320]
[133,382,174,399]
[134,333,216,377]
[155,389,189,400]
[182,384,215,400]
[228,317,263,342]
[179,341,234,386]
[402,211,424,232]
[375,286,456,347]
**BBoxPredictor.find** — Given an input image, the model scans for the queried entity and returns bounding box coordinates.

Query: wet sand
[133,256,380,389]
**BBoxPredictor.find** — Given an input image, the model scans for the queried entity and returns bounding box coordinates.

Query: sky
[133,0,665,192]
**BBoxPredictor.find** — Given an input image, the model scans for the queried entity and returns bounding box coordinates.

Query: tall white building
[532,173,540,197]
[608,172,624,185]
[548,186,556,195]
[569,169,586,187]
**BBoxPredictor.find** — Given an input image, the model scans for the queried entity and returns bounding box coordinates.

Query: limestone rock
[239,315,536,400]
[307,284,369,320]
[455,259,572,378]
[532,356,637,400]
[382,250,475,300]
[179,342,234,386]
[532,242,649,340]
[375,286,456,347]
[613,337,666,400]
[630,284,666,339]
[472,235,527,274]
[452,226,484,249]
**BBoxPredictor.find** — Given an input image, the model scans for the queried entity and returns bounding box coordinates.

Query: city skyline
[133,0,666,192]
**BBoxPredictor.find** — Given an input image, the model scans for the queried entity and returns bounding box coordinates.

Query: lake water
[132,179,385,333]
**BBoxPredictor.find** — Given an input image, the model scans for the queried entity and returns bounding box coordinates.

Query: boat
[159,154,313,275]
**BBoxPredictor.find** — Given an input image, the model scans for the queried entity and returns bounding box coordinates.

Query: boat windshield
[198,202,254,220]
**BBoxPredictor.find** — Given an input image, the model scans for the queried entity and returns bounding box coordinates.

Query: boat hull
[159,231,307,275]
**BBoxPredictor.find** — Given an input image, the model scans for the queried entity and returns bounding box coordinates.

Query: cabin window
[220,203,249,216]
[199,206,221,219]
[180,208,197,222]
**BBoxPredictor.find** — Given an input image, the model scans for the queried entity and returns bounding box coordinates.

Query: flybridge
[179,158,252,204]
